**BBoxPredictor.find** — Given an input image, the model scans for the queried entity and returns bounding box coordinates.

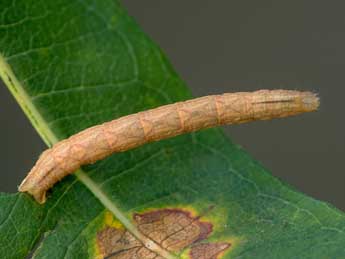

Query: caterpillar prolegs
[19,90,319,203]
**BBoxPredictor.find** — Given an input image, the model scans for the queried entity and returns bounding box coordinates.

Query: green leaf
[0,1,344,258]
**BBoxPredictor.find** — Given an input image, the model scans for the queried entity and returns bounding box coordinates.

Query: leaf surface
[0,1,344,258]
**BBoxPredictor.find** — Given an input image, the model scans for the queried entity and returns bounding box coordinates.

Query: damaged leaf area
[97,209,230,259]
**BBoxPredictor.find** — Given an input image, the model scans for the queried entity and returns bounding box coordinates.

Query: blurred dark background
[0,1,344,210]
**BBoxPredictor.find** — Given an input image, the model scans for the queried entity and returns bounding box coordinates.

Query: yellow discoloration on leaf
[200,206,229,233]
[92,210,126,259]
[138,204,229,234]
[104,210,124,230]
[96,207,231,259]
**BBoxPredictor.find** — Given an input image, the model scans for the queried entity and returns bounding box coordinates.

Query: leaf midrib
[0,54,177,259]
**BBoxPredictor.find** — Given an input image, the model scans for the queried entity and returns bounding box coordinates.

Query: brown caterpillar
[19,90,319,203]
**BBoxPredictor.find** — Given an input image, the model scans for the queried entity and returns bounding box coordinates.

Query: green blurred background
[0,1,344,210]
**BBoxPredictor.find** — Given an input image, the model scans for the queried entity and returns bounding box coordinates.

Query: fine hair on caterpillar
[19,89,319,203]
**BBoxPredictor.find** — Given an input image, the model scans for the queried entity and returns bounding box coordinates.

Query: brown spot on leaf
[190,242,231,259]
[97,227,162,259]
[134,209,212,252]
[97,208,230,259]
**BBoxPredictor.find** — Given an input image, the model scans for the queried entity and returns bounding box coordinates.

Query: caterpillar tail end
[18,178,47,204]
[300,91,320,112]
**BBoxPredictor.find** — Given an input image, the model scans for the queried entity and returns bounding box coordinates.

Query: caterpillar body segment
[19,90,319,203]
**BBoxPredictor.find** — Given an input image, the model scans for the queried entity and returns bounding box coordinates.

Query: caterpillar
[19,89,319,203]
